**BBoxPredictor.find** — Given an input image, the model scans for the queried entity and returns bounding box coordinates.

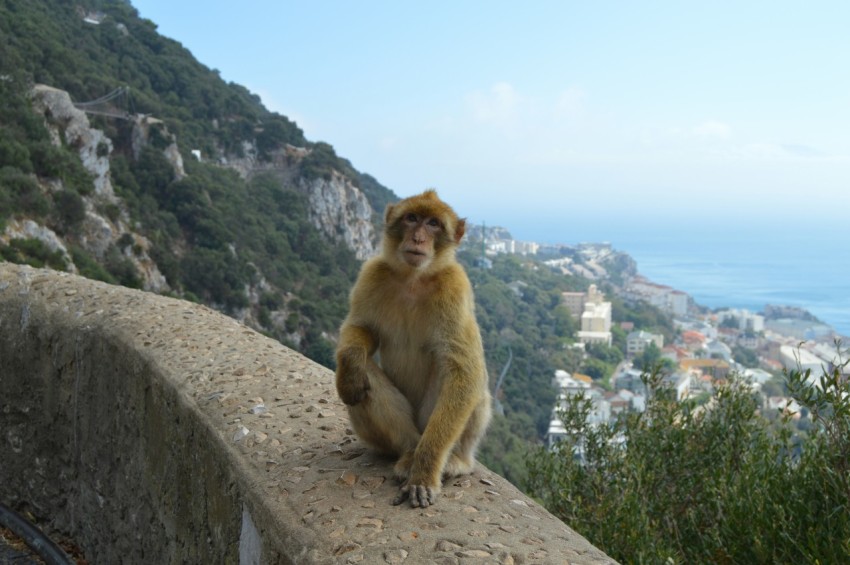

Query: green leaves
[526,354,850,564]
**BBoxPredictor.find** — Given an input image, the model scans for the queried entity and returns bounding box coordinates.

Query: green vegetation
[0,0,398,367]
[0,0,305,159]
[462,251,677,485]
[526,355,850,563]
[459,252,584,484]
[0,238,66,270]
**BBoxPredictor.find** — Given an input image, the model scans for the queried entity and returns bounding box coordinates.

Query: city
[464,226,848,442]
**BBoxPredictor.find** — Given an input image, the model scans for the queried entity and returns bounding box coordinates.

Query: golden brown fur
[335,190,491,507]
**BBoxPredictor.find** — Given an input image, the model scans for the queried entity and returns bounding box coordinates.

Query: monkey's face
[399,212,442,268]
[383,190,465,271]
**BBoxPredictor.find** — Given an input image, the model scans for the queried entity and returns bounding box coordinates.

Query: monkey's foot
[442,453,474,479]
[393,451,415,482]
[392,482,440,508]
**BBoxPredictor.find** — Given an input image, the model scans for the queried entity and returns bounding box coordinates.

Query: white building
[577,284,612,347]
[743,368,774,386]
[779,345,827,384]
[717,308,765,332]
[625,277,691,317]
[626,330,664,357]
[663,372,693,401]
[546,389,611,447]
[552,370,590,394]
[705,339,733,362]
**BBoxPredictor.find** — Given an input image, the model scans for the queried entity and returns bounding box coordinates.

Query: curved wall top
[0,263,615,564]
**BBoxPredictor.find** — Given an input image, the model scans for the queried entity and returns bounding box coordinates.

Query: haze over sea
[518,219,850,339]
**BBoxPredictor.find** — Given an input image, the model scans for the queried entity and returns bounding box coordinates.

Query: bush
[0,167,49,218]
[0,238,67,270]
[526,351,850,564]
[71,246,116,284]
[104,246,143,289]
[53,189,86,228]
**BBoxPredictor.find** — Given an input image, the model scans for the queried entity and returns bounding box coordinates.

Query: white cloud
[693,120,732,138]
[465,82,519,125]
[554,86,586,119]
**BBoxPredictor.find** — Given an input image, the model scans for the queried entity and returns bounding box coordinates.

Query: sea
[609,225,850,339]
[523,220,850,339]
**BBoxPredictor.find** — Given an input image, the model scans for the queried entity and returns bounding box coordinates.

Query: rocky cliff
[300,171,376,260]
[225,142,378,259]
[7,85,170,292]
[9,85,380,290]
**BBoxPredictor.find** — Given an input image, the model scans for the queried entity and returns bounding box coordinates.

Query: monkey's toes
[393,484,437,508]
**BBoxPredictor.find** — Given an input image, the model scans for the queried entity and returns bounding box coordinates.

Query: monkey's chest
[377,331,437,401]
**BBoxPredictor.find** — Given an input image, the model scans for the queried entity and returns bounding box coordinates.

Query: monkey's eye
[404,213,418,222]
[427,218,440,228]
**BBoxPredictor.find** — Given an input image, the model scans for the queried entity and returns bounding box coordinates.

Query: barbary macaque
[335,189,491,507]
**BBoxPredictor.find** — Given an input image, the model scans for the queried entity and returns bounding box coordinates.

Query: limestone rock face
[30,85,115,198]
[0,219,77,274]
[224,143,380,260]
[131,115,185,181]
[22,85,170,293]
[299,172,377,260]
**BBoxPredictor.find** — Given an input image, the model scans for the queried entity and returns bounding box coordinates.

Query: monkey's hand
[392,480,440,508]
[335,363,370,406]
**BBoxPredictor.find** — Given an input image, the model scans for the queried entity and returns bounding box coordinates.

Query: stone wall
[0,263,615,564]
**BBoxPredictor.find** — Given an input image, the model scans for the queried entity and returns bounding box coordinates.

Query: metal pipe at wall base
[0,502,74,565]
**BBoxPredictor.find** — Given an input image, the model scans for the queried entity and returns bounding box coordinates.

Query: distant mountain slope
[0,0,397,366]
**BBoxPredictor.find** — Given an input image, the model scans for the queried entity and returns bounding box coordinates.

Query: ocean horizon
[613,227,850,339]
[518,220,849,339]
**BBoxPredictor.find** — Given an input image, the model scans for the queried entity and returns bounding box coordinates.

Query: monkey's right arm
[336,262,385,405]
[335,321,378,405]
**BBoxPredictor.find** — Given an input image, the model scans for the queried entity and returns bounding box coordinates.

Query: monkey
[335,189,491,508]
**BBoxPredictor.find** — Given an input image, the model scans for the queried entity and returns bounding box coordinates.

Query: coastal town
[464,225,848,442]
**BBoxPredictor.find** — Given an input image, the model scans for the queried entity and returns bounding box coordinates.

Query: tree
[526,356,850,564]
[633,341,661,371]
[553,305,577,338]
[732,344,759,368]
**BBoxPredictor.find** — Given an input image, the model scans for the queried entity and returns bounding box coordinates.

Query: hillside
[0,0,397,366]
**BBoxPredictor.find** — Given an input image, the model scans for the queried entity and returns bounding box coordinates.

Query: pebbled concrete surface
[0,263,617,564]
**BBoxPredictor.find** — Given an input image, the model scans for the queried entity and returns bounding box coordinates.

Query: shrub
[53,189,86,228]
[71,246,116,284]
[1,238,67,270]
[0,167,49,217]
[526,351,850,564]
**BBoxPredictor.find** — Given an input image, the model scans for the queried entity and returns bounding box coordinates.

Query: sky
[130,1,850,245]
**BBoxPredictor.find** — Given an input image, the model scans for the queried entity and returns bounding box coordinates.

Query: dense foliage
[526,356,850,563]
[0,0,401,366]
[0,0,305,158]
[456,252,580,483]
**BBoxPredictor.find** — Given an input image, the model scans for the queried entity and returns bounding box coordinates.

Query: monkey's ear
[455,219,466,244]
[384,203,395,225]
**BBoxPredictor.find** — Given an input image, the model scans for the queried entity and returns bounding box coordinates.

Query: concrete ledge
[0,263,616,564]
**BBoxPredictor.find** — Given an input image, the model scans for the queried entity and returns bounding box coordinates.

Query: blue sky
[131,1,849,244]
